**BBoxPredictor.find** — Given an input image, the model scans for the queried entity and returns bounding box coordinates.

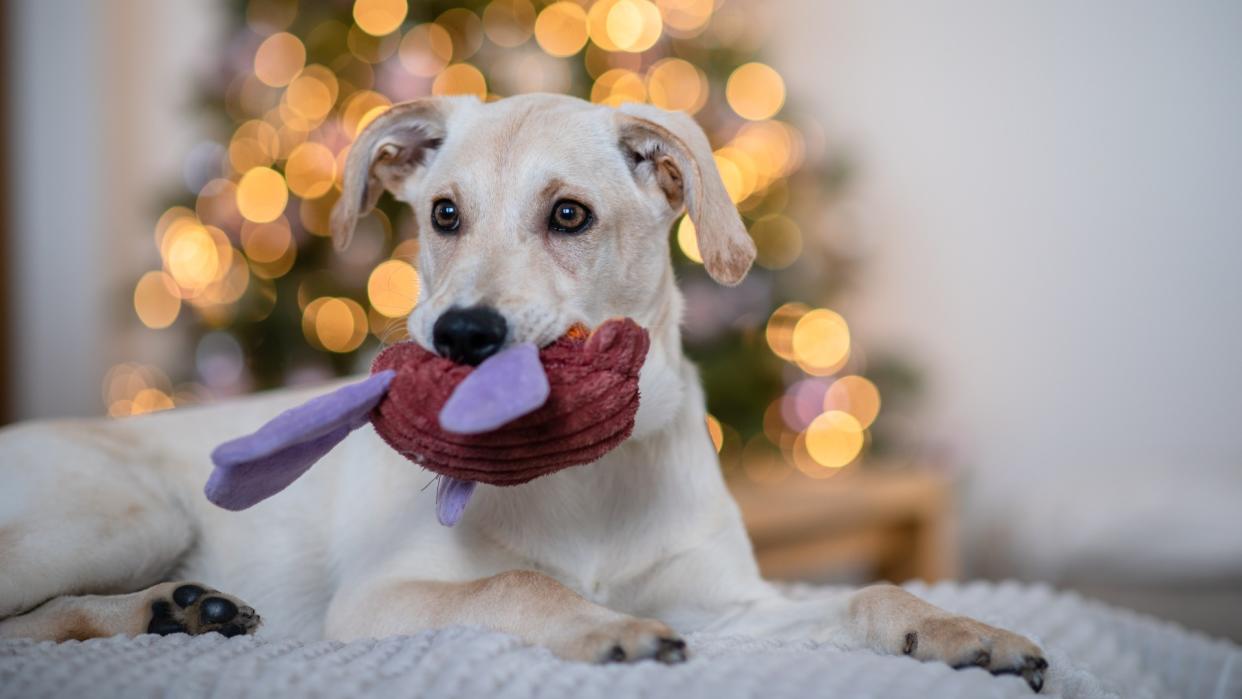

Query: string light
[726,62,786,121]
[367,259,421,318]
[254,32,306,87]
[353,0,408,37]
[534,2,589,58]
[432,63,487,97]
[236,166,289,223]
[676,217,702,263]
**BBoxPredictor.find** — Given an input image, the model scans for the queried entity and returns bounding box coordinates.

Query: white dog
[0,94,1047,691]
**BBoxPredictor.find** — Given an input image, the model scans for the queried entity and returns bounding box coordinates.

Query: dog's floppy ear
[616,103,757,285]
[331,97,461,250]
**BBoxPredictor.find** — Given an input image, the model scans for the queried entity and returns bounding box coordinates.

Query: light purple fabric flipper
[438,343,549,434]
[205,371,395,511]
[436,476,477,526]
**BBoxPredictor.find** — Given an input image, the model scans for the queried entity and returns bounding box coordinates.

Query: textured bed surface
[2,581,1238,699]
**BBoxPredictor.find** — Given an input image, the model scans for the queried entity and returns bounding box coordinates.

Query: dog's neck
[467,277,736,590]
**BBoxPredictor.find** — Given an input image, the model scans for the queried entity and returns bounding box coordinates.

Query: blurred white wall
[772,1,1242,579]
[6,0,218,419]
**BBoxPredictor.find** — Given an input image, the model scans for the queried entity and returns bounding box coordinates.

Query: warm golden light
[712,152,747,203]
[792,308,850,375]
[750,214,802,269]
[164,224,224,291]
[254,32,306,87]
[705,414,724,453]
[534,2,589,57]
[341,90,392,137]
[765,302,809,361]
[482,0,536,47]
[353,0,408,37]
[229,120,281,173]
[284,142,337,199]
[241,218,293,264]
[804,410,864,469]
[588,0,662,53]
[825,375,882,429]
[134,271,182,329]
[367,259,420,317]
[284,68,337,124]
[726,62,786,121]
[590,68,645,106]
[236,166,289,223]
[130,388,177,416]
[432,63,487,98]
[398,23,453,76]
[676,217,702,263]
[646,58,708,114]
[657,0,714,37]
[303,296,368,353]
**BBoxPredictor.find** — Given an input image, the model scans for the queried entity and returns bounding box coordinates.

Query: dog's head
[331,93,754,371]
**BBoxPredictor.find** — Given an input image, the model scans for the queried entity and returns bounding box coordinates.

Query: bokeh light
[254,32,306,87]
[367,259,420,318]
[804,410,864,469]
[133,271,181,329]
[482,0,536,47]
[657,0,713,37]
[792,309,850,376]
[824,375,882,429]
[353,0,408,37]
[726,62,786,121]
[303,296,368,353]
[284,142,337,199]
[676,217,702,263]
[399,23,454,76]
[589,0,662,53]
[236,166,289,223]
[705,414,724,452]
[766,302,810,361]
[535,2,589,57]
[432,63,487,97]
[646,58,708,114]
[590,68,645,106]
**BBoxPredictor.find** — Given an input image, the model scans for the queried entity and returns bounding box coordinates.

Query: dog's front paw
[905,616,1047,692]
[552,616,687,665]
[145,582,261,638]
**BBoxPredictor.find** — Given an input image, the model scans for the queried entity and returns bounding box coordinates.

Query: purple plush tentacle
[205,371,395,511]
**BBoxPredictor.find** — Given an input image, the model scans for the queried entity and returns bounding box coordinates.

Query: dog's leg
[842,584,1048,691]
[681,583,1047,691]
[0,423,193,619]
[325,570,688,664]
[0,581,260,641]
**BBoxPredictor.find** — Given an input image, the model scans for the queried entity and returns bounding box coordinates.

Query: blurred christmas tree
[117,0,920,482]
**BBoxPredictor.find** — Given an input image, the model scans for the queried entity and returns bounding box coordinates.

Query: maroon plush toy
[206,318,649,526]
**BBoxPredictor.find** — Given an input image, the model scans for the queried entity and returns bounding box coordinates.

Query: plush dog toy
[205,318,649,526]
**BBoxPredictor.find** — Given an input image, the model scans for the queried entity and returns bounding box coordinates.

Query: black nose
[433,306,508,366]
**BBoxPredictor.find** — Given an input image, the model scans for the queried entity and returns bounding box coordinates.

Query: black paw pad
[655,637,687,663]
[199,596,239,625]
[902,632,918,655]
[606,645,626,663]
[172,584,205,609]
[147,600,187,635]
[217,623,249,638]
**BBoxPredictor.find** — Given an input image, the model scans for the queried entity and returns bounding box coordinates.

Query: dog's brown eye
[431,199,460,233]
[549,200,592,234]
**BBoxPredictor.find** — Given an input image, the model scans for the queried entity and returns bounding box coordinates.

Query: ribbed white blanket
[2,581,1238,699]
